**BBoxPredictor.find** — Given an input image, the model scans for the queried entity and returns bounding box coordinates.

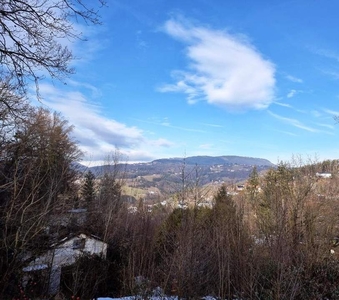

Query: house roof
[23,264,48,272]
[51,232,106,248]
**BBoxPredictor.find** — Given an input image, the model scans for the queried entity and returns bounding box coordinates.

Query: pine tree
[82,171,96,208]
[247,166,260,203]
[210,185,248,299]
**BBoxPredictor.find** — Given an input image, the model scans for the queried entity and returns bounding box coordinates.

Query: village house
[23,233,107,295]
[316,172,332,179]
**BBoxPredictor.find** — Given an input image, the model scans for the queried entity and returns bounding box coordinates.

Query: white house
[23,233,107,295]
[316,172,332,179]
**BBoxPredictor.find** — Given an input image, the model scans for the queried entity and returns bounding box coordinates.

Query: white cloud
[36,83,175,163]
[324,108,339,116]
[39,84,143,148]
[274,101,292,108]
[161,121,171,126]
[199,143,213,149]
[321,70,339,80]
[274,130,298,137]
[160,18,276,111]
[286,75,303,83]
[311,110,322,118]
[150,138,174,147]
[311,47,339,62]
[200,123,223,128]
[287,89,297,98]
[134,117,205,133]
[268,111,319,133]
[316,123,335,130]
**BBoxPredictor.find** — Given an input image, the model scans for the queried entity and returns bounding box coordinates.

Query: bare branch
[0,0,105,97]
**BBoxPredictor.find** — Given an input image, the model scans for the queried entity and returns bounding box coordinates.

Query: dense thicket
[95,161,339,300]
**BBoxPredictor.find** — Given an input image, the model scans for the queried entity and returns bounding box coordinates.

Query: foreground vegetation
[2,89,339,299]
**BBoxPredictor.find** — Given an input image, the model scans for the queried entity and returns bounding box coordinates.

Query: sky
[34,0,339,165]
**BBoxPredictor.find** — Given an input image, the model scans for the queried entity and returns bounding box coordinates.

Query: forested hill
[152,155,274,166]
[85,155,275,188]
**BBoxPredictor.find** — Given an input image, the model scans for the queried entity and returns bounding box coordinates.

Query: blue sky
[35,0,339,165]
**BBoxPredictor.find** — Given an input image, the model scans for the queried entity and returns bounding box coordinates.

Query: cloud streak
[133,117,206,133]
[323,108,339,116]
[160,17,276,111]
[286,75,303,83]
[311,47,339,62]
[287,89,297,98]
[268,111,319,132]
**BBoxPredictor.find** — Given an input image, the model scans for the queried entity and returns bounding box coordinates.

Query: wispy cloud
[286,75,303,83]
[160,17,276,111]
[274,101,292,108]
[199,143,213,149]
[316,123,335,130]
[136,31,148,50]
[286,89,306,99]
[36,83,175,163]
[273,129,298,137]
[323,108,339,116]
[311,110,322,118]
[40,85,143,148]
[70,23,108,67]
[150,138,174,147]
[134,117,206,133]
[312,47,339,62]
[321,70,339,80]
[112,1,154,26]
[287,89,297,98]
[274,101,309,114]
[200,123,223,128]
[268,111,319,132]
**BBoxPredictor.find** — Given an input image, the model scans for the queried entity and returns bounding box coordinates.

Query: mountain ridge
[81,155,274,191]
[152,155,274,167]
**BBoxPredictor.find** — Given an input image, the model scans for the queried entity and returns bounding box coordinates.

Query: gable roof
[51,232,106,248]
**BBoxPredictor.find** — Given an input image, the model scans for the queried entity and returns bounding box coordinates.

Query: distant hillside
[82,155,275,195]
[153,155,274,167]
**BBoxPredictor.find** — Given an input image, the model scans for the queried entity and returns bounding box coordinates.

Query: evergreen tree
[214,185,235,210]
[247,166,260,203]
[82,171,96,208]
[210,185,249,299]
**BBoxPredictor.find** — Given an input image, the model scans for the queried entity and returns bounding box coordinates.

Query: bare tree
[0,0,105,96]
[170,158,210,208]
[93,152,126,241]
